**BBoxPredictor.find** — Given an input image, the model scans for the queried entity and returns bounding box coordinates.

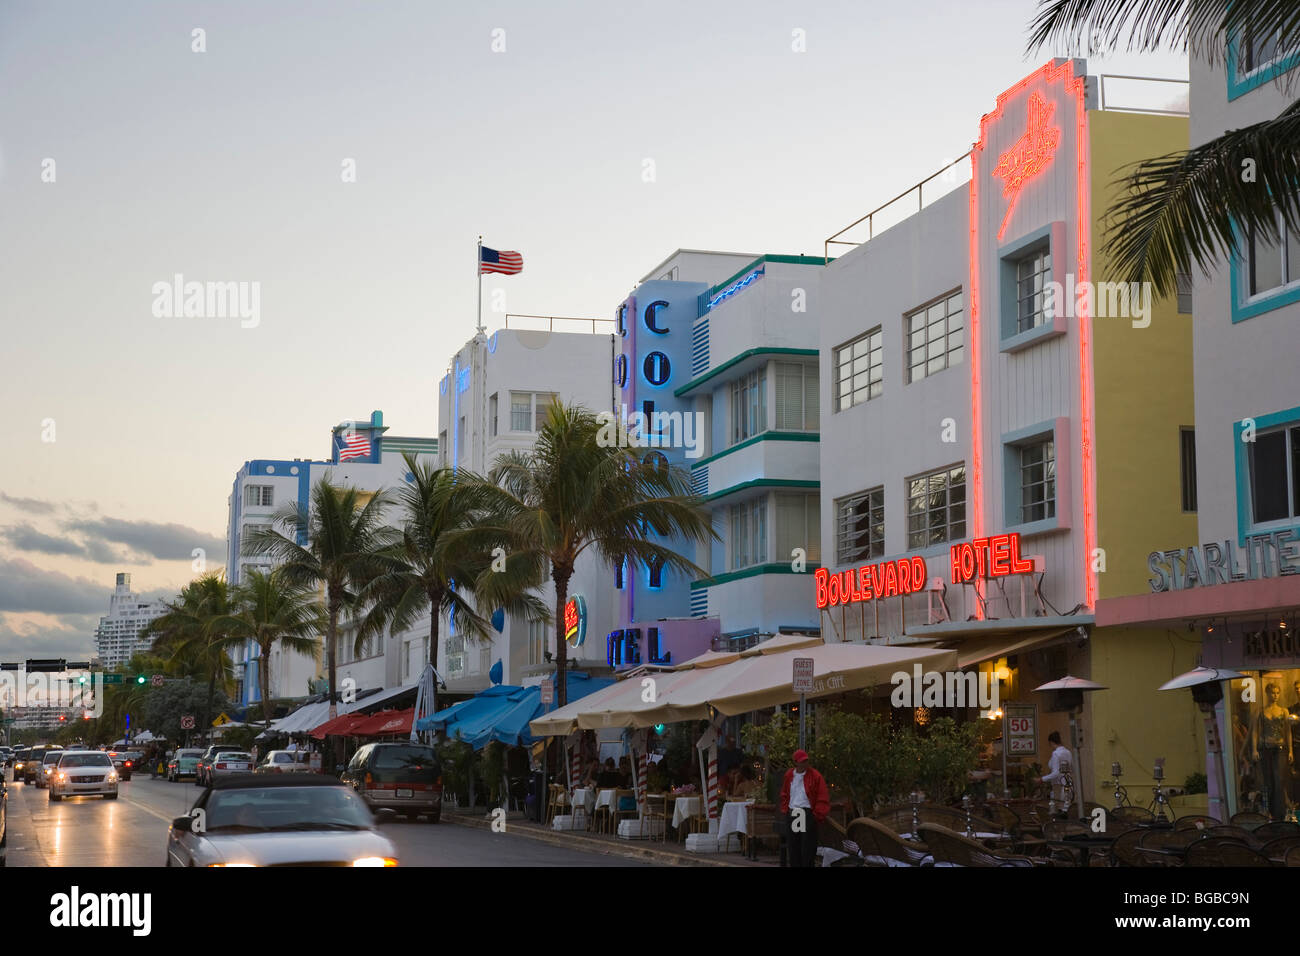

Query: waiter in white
[1040,731,1073,810]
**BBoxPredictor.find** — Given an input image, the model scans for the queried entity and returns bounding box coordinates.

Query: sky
[0,0,1188,661]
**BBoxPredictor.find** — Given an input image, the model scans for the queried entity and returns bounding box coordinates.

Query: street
[3,772,651,867]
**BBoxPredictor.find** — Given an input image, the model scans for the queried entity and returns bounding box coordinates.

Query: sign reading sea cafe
[815,532,1037,609]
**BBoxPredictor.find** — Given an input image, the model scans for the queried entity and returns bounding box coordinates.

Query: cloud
[0,492,58,515]
[62,516,225,565]
[2,523,85,557]
[0,614,98,662]
[0,558,110,615]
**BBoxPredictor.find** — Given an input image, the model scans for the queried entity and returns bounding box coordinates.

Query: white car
[49,751,119,801]
[209,751,254,780]
[166,776,398,867]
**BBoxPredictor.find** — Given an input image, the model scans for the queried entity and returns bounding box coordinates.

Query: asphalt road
[3,771,651,867]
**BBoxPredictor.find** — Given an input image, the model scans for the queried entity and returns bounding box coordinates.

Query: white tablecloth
[594,789,619,813]
[571,788,594,814]
[672,795,703,828]
[718,800,753,837]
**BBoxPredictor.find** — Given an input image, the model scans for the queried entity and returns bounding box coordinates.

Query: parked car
[34,748,66,788]
[255,751,313,775]
[0,747,12,767]
[341,743,442,823]
[168,749,204,782]
[165,774,399,867]
[208,752,254,781]
[49,751,119,802]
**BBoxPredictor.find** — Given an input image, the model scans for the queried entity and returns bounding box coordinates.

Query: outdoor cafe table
[1044,834,1116,867]
[671,795,703,829]
[571,788,595,822]
[718,800,753,851]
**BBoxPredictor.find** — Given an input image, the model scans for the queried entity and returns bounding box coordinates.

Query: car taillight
[125,761,132,768]
[364,772,373,787]
[216,763,226,770]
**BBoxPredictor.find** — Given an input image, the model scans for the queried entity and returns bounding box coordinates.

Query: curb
[444,810,752,867]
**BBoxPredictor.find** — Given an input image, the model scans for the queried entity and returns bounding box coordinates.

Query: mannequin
[1251,682,1294,822]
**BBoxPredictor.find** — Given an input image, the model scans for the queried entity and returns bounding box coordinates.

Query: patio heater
[1156,666,1243,823]
[1033,675,1107,821]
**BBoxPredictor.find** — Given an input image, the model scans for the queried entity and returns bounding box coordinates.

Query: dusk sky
[0,0,1187,660]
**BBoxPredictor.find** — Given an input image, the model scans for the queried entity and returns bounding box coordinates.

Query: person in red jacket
[779,749,830,867]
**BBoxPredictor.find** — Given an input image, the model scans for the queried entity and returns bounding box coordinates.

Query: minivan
[342,743,442,823]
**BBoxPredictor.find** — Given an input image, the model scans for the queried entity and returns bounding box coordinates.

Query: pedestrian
[1040,731,1074,813]
[779,749,829,868]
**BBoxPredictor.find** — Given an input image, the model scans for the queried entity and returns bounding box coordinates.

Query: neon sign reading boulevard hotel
[814,532,1035,609]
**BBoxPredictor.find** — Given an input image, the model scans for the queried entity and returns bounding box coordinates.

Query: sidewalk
[444,807,776,867]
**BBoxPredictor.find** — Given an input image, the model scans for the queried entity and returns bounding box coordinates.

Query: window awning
[352,708,415,737]
[940,627,1081,670]
[420,673,613,750]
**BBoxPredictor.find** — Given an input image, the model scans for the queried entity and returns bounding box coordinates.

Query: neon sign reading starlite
[992,91,1060,240]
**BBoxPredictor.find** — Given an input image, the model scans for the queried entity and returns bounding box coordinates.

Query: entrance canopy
[529,640,959,735]
[420,672,613,750]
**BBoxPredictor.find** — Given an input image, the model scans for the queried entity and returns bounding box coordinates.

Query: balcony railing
[1097,74,1189,116]
[500,313,615,334]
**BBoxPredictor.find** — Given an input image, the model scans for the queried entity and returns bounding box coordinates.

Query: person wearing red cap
[779,749,830,867]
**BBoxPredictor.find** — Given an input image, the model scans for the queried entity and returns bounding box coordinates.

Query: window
[242,523,270,539]
[833,328,882,412]
[775,363,818,431]
[1249,425,1300,526]
[907,464,966,549]
[1180,428,1198,512]
[835,487,884,564]
[534,393,556,430]
[1176,272,1193,314]
[510,393,532,432]
[730,368,766,444]
[457,416,466,457]
[906,290,964,383]
[648,557,664,588]
[243,485,273,508]
[439,431,447,461]
[729,497,767,570]
[614,559,624,590]
[1239,26,1299,75]
[776,493,820,564]
[489,394,498,437]
[1247,210,1297,298]
[1018,440,1056,524]
[1015,249,1052,332]
[528,619,546,666]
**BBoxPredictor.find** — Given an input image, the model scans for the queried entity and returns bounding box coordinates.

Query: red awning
[352,708,414,737]
[309,712,371,740]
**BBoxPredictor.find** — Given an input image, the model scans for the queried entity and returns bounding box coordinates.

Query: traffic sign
[180,715,195,730]
[792,658,815,694]
[150,674,164,687]
[102,674,123,684]
[1006,704,1037,755]
[212,712,230,727]
[540,681,554,705]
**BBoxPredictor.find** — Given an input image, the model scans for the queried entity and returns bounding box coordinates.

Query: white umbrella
[1157,666,1245,691]
[1034,675,1108,691]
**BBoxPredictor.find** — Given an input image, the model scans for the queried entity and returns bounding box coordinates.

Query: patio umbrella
[1034,676,1108,691]
[1157,666,1245,691]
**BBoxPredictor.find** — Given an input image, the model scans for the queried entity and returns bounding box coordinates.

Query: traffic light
[78,675,88,685]
[26,659,66,673]
[136,674,147,684]
[58,715,66,722]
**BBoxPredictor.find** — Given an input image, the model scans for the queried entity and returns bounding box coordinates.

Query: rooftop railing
[499,313,614,334]
[1097,74,1189,116]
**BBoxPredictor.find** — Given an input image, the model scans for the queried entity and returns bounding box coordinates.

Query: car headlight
[56,772,66,782]
[107,772,118,782]
[352,857,398,867]
[206,863,256,867]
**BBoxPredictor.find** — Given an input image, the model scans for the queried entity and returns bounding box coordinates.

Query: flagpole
[476,235,484,334]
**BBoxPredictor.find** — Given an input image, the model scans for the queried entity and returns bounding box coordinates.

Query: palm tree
[214,569,325,728]
[473,402,716,706]
[357,452,547,672]
[243,478,394,747]
[1027,0,1300,295]
[145,575,238,746]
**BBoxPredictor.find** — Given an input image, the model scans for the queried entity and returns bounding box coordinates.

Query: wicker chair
[1185,837,1275,867]
[1260,835,1300,862]
[545,784,569,825]
[917,823,1037,867]
[1229,810,1270,829]
[1134,827,1198,867]
[847,817,932,866]
[1254,821,1300,840]
[1110,805,1157,826]
[1110,827,1151,867]
[1204,824,1261,846]
[1175,814,1221,830]
[1286,845,1300,867]
[641,793,667,842]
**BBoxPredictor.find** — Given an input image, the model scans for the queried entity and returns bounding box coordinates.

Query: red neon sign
[991,91,1061,240]
[814,556,928,610]
[949,533,1034,585]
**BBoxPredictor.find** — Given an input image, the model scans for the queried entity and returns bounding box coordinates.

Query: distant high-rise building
[93,573,168,669]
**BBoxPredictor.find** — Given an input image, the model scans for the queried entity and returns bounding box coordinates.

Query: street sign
[180,715,195,730]
[212,712,230,727]
[1006,704,1037,755]
[792,658,815,694]
[150,674,164,687]
[540,681,554,705]
[102,674,123,685]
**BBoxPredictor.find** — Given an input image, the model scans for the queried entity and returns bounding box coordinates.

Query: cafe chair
[545,784,568,825]
[1175,814,1221,830]
[1185,838,1275,867]
[613,789,637,834]
[641,793,667,843]
[1229,810,1269,828]
[847,817,932,867]
[1260,834,1300,862]
[916,823,1037,867]
[1253,820,1300,840]
[1133,827,1196,867]
[1204,824,1261,846]
[1109,828,1150,867]
[1285,845,1300,867]
[1109,806,1156,826]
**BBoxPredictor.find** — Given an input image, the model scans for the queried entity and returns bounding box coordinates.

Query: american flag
[338,431,370,461]
[479,246,523,275]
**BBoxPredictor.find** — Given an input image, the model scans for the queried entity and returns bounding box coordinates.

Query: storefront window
[1228,670,1300,822]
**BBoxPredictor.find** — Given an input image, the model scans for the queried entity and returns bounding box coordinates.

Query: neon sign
[991,91,1060,240]
[564,594,587,646]
[643,351,671,385]
[616,354,628,388]
[815,556,928,609]
[949,533,1033,585]
[706,266,763,311]
[617,303,628,337]
[644,300,670,334]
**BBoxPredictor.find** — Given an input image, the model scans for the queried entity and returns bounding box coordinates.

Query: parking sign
[541,681,554,705]
[792,658,814,694]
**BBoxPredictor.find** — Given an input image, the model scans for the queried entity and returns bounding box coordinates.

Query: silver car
[49,751,119,801]
[35,749,65,789]
[208,751,254,780]
[165,775,398,867]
